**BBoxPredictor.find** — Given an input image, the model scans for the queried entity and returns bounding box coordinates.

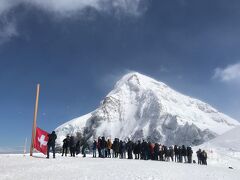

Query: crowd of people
[56,135,208,165]
[61,135,89,157]
[196,149,208,165]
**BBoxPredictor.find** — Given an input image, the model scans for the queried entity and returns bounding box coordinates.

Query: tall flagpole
[30,84,40,156]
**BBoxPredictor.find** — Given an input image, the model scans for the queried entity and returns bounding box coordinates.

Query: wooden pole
[30,84,40,156]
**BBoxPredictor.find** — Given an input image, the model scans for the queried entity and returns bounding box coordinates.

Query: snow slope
[55,72,239,146]
[1,154,240,180]
[194,126,240,169]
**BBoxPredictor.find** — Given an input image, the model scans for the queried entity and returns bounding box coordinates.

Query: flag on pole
[34,127,49,155]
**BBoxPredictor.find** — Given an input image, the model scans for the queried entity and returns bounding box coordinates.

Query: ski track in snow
[0,154,240,180]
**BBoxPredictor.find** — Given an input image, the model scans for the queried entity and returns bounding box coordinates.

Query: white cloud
[0,0,17,15]
[26,0,145,16]
[213,62,240,83]
[0,0,147,44]
[0,0,146,17]
[0,19,18,45]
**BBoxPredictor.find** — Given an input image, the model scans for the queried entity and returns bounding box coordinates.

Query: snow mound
[194,126,240,169]
[55,72,239,146]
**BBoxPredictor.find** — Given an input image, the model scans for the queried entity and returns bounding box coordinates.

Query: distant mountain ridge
[55,72,239,146]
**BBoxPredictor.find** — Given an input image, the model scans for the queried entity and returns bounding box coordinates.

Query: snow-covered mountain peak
[55,72,239,146]
[111,72,167,93]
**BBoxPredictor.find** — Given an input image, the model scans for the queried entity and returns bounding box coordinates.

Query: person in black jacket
[113,138,120,158]
[163,145,167,161]
[181,145,187,163]
[119,140,123,159]
[174,145,179,162]
[126,139,133,159]
[69,136,76,157]
[133,142,137,159]
[100,136,107,158]
[141,140,148,160]
[187,146,193,163]
[202,150,208,165]
[76,140,81,155]
[153,143,159,160]
[178,146,182,162]
[169,146,174,162]
[122,140,126,159]
[196,149,202,164]
[135,140,141,159]
[159,145,164,161]
[82,139,89,158]
[62,135,70,156]
[92,140,97,158]
[165,147,170,161]
[47,131,57,159]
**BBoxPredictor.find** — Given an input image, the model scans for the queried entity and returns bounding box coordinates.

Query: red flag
[34,127,49,155]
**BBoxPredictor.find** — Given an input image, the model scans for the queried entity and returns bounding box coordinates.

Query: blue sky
[0,0,240,148]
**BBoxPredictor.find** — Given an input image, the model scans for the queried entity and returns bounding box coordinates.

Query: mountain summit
[55,72,239,146]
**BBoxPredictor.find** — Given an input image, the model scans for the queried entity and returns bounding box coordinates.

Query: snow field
[0,154,240,180]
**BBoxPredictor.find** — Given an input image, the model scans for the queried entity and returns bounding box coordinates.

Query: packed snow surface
[2,126,240,179]
[1,153,240,180]
[55,72,239,146]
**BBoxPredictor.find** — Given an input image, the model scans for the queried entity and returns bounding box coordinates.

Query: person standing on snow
[126,139,133,159]
[159,145,164,161]
[202,150,208,165]
[153,143,159,160]
[92,140,97,158]
[169,146,174,162]
[113,138,120,158]
[82,139,89,158]
[107,139,112,158]
[75,140,81,155]
[119,140,123,158]
[69,136,76,157]
[62,135,70,156]
[47,131,57,159]
[122,140,127,159]
[149,142,154,160]
[97,137,101,157]
[100,136,107,158]
[135,140,141,160]
[196,149,202,164]
[181,145,187,163]
[187,146,193,163]
[174,145,179,162]
[141,140,148,160]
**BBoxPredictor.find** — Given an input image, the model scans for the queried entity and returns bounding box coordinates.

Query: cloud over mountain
[213,62,240,83]
[0,0,147,44]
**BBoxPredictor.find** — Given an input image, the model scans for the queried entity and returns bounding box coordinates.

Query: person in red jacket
[149,142,154,160]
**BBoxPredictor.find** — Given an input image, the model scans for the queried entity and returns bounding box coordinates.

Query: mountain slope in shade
[55,72,239,146]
